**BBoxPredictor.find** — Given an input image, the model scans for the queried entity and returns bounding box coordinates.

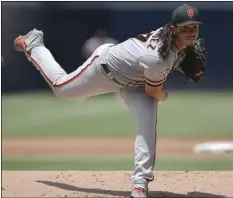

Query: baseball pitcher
[14,4,207,198]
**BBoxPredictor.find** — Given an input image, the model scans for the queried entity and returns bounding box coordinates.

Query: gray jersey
[104,28,185,88]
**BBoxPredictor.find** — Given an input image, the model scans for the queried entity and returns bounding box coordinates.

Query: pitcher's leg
[120,89,158,197]
[14,29,121,100]
[30,45,101,100]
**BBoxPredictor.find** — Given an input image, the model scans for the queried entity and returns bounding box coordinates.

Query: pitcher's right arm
[145,83,168,101]
[138,55,169,101]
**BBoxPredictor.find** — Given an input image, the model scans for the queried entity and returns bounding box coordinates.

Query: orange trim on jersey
[29,55,53,84]
[23,38,99,88]
[53,55,99,88]
[144,77,166,85]
[28,49,99,88]
[24,40,54,85]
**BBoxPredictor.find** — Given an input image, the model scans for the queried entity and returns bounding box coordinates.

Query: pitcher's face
[175,24,199,46]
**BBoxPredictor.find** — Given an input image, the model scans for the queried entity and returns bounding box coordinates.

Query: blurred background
[2,2,233,171]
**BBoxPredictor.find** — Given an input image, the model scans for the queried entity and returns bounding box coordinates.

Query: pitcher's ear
[170,24,176,34]
[170,24,176,30]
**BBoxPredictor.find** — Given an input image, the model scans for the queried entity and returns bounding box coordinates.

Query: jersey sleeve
[138,55,168,86]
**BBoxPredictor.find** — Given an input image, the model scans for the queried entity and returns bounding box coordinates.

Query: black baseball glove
[179,38,208,83]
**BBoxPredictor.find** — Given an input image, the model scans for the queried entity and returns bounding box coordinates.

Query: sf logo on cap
[187,9,194,18]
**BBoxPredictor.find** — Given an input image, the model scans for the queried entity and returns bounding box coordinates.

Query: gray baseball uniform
[19,28,184,188]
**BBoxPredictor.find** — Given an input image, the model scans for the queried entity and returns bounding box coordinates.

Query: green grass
[3,157,233,171]
[2,91,233,138]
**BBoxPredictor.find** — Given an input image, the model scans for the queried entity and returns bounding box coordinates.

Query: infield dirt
[2,137,233,197]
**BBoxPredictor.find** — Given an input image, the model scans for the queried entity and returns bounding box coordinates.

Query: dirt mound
[2,171,233,197]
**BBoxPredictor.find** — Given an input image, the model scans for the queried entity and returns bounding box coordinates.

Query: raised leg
[14,29,121,101]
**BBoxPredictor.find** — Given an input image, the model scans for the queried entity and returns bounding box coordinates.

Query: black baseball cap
[172,4,202,26]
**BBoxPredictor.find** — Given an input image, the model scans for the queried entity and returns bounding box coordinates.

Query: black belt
[101,64,144,90]
[102,64,111,75]
[101,64,121,86]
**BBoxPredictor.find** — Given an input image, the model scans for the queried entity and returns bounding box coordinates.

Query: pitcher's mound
[2,171,233,197]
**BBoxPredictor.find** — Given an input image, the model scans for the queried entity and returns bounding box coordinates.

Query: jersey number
[136,32,157,50]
